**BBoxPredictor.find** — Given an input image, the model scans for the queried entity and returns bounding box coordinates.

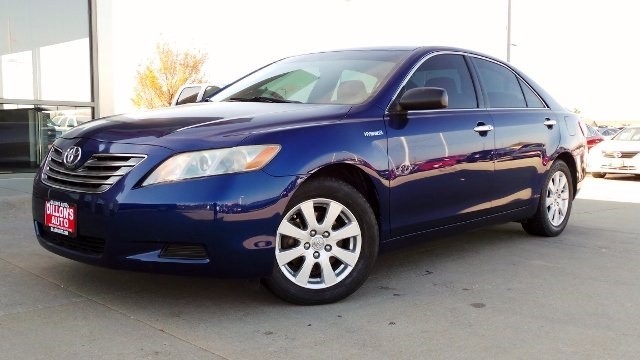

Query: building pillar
[94,0,114,118]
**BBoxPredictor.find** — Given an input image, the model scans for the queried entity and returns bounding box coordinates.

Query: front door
[386,54,496,238]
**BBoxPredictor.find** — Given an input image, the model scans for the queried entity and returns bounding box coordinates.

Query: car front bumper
[32,167,299,278]
[587,154,640,175]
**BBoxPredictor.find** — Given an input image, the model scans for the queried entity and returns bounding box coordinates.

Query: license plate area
[44,200,76,237]
[607,159,624,168]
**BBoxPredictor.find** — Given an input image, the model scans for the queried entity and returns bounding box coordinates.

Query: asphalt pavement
[1,173,639,359]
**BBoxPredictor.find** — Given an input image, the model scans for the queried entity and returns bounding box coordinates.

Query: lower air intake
[159,244,208,260]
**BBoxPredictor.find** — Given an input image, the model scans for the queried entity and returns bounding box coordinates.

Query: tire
[263,178,378,305]
[522,160,574,237]
[591,172,607,179]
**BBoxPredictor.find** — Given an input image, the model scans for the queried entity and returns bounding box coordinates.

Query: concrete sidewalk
[0,173,34,197]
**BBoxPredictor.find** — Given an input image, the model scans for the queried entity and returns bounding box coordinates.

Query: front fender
[243,118,389,179]
[241,115,391,239]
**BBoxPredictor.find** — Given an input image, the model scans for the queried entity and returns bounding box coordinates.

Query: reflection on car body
[32,46,586,304]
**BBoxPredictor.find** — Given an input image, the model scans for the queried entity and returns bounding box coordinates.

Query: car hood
[595,140,640,152]
[63,102,351,151]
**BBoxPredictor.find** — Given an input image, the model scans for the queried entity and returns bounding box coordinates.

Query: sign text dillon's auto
[45,200,76,236]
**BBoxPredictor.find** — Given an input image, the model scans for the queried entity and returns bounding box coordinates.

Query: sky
[102,0,640,122]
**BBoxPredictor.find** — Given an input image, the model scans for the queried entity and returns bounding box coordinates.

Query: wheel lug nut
[325,244,332,252]
[322,231,330,238]
[310,230,317,236]
[304,242,311,250]
[313,251,320,259]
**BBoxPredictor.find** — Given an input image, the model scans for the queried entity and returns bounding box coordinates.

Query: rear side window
[176,86,200,105]
[405,54,477,109]
[519,79,546,108]
[472,58,526,108]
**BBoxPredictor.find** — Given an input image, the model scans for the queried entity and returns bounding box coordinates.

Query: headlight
[142,145,280,186]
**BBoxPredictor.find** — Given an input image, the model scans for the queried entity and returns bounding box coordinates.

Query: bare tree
[132,43,208,109]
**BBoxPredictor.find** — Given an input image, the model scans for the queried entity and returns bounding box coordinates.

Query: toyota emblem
[613,151,622,158]
[63,146,82,168]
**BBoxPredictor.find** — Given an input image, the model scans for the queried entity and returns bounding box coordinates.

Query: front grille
[42,147,146,193]
[160,244,208,260]
[38,223,105,256]
[602,151,639,159]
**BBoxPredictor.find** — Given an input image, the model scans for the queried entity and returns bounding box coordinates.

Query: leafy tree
[132,43,208,109]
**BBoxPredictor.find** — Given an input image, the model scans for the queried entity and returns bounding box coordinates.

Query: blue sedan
[32,47,587,304]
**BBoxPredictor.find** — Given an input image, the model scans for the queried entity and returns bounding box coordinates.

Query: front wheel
[263,178,378,305]
[522,160,574,237]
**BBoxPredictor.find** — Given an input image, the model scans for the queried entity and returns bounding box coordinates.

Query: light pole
[507,0,512,62]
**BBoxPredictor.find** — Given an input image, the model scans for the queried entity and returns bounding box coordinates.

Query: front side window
[472,58,526,108]
[403,54,478,109]
[209,50,410,105]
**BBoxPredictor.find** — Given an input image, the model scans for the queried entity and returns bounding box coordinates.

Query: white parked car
[587,126,640,178]
[597,126,621,139]
[51,115,92,136]
[171,83,221,106]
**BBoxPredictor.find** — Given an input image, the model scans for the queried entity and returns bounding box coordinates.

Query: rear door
[386,53,496,238]
[470,56,560,212]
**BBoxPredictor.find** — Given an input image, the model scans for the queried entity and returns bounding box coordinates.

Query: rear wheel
[522,160,574,237]
[591,172,607,178]
[263,178,378,305]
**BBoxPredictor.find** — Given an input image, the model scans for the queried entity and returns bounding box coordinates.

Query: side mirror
[398,87,448,111]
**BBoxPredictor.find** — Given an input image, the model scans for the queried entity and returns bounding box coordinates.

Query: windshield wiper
[228,96,301,103]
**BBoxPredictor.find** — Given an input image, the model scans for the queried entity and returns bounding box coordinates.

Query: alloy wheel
[545,170,570,226]
[275,198,362,289]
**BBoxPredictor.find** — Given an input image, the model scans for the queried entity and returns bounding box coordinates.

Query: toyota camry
[32,47,587,304]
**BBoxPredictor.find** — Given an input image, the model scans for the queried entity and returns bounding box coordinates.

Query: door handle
[474,124,494,133]
[543,118,557,128]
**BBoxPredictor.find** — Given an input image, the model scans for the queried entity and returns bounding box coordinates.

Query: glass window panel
[1,0,91,102]
[40,38,91,102]
[0,105,93,170]
[1,51,34,99]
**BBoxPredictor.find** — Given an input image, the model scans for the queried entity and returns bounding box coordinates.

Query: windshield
[209,50,410,105]
[612,127,640,141]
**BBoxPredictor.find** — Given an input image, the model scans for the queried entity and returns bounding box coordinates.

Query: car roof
[297,46,507,68]
[311,45,492,56]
